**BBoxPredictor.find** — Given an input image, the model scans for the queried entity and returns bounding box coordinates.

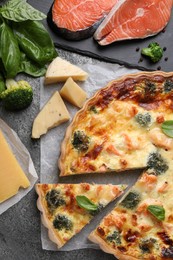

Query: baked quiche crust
[36,183,125,248]
[59,71,173,176]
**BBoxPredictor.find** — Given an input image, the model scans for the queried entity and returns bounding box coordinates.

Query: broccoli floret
[141,42,163,63]
[164,80,173,93]
[135,113,152,127]
[147,152,169,175]
[53,214,73,231]
[72,130,90,152]
[0,79,33,110]
[120,191,141,210]
[145,80,156,94]
[46,189,65,210]
[89,106,98,114]
[139,238,157,253]
[107,231,121,245]
[89,203,104,216]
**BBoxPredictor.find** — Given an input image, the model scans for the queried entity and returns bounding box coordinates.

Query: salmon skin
[47,0,119,41]
[94,0,173,45]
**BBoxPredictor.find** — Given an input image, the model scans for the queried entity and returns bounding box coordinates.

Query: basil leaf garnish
[0,0,46,22]
[161,120,173,138]
[147,205,165,221]
[13,20,57,65]
[76,196,98,211]
[0,21,21,78]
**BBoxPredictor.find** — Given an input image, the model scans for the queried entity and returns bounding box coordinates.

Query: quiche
[36,183,126,248]
[59,71,173,176]
[89,148,173,260]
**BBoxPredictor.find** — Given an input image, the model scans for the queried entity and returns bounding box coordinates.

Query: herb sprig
[161,120,173,138]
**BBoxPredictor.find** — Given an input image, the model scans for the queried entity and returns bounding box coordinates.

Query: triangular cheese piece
[32,91,70,139]
[44,57,88,84]
[36,183,126,248]
[89,149,173,259]
[0,130,30,203]
[59,71,173,176]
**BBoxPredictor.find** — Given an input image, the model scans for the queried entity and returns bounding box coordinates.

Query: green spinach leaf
[0,0,46,22]
[76,196,98,211]
[0,72,6,95]
[19,52,46,77]
[162,120,173,138]
[13,20,57,65]
[0,21,21,78]
[147,205,165,221]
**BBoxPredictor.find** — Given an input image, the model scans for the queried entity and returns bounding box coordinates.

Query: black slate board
[29,0,173,72]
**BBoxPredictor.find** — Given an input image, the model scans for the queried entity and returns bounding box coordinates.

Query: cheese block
[44,57,88,85]
[60,77,88,108]
[32,91,70,139]
[0,130,30,203]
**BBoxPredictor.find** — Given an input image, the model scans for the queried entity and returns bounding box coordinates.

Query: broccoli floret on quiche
[89,105,98,114]
[139,238,157,253]
[46,189,65,210]
[107,231,121,245]
[53,214,73,231]
[163,80,173,93]
[120,191,141,210]
[135,113,152,127]
[89,203,104,216]
[145,80,156,94]
[72,130,90,152]
[147,152,169,175]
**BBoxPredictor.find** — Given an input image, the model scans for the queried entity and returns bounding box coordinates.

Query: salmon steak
[94,0,173,45]
[47,0,119,40]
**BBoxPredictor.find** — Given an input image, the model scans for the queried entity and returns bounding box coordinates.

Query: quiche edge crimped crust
[89,231,138,260]
[35,184,64,248]
[58,71,173,176]
[35,183,126,249]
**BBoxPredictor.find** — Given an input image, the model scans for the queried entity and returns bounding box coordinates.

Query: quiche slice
[59,71,173,176]
[89,148,173,259]
[36,183,126,248]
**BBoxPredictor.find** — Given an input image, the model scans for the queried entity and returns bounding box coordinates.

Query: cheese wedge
[32,91,70,139]
[0,130,30,203]
[60,77,88,108]
[44,57,88,85]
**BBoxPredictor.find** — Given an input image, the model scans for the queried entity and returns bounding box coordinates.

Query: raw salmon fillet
[49,0,119,40]
[94,0,173,45]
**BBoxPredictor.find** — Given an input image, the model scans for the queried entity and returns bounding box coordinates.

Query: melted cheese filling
[63,100,172,175]
[94,149,173,259]
[39,184,124,246]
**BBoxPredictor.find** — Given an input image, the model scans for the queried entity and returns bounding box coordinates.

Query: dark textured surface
[29,0,173,72]
[0,50,116,260]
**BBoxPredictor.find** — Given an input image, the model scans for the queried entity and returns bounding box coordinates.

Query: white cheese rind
[32,91,70,139]
[44,57,88,85]
[60,77,88,108]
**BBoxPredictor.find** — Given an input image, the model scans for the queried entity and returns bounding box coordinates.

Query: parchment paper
[0,119,38,215]
[40,58,140,251]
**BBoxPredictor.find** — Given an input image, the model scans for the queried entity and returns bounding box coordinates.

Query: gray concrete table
[0,49,115,260]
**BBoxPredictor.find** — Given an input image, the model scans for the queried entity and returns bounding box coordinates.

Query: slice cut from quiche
[59,71,173,176]
[89,148,173,260]
[36,183,126,248]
